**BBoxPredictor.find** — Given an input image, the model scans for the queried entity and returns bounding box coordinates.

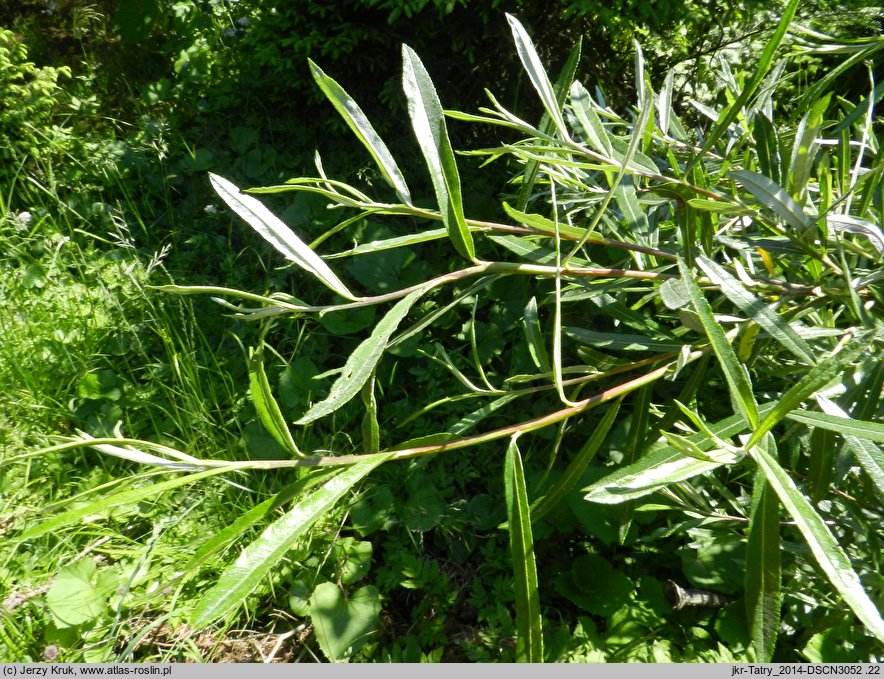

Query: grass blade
[696,256,815,365]
[190,453,391,627]
[209,173,357,300]
[402,45,475,261]
[505,435,543,662]
[745,463,782,662]
[309,59,412,206]
[506,13,570,142]
[249,346,303,458]
[20,466,244,540]
[679,257,759,429]
[296,286,428,425]
[749,442,884,642]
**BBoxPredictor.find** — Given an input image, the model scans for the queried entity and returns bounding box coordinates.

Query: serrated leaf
[190,453,390,627]
[209,173,357,300]
[745,465,781,662]
[695,256,814,365]
[402,45,474,261]
[505,436,543,663]
[297,287,428,425]
[309,60,412,206]
[679,258,758,429]
[730,170,811,232]
[749,441,884,642]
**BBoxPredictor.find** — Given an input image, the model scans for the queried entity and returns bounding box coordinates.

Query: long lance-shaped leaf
[506,13,570,142]
[402,45,475,261]
[308,60,412,206]
[817,396,884,498]
[749,442,884,642]
[209,173,358,300]
[249,346,303,458]
[190,453,391,627]
[517,38,581,211]
[505,435,543,662]
[531,399,622,522]
[687,0,799,170]
[583,404,778,504]
[696,256,815,365]
[745,463,782,663]
[730,170,812,232]
[296,286,429,425]
[679,258,759,429]
[745,333,868,449]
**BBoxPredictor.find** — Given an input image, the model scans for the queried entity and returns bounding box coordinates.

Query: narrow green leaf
[789,94,830,199]
[522,296,551,373]
[745,464,782,663]
[679,257,759,429]
[20,466,243,540]
[297,286,428,425]
[688,0,799,169]
[501,203,587,240]
[745,333,868,449]
[325,228,449,259]
[695,256,815,365]
[614,177,651,246]
[564,326,683,353]
[506,13,570,142]
[249,346,303,458]
[308,60,412,206]
[749,442,884,642]
[583,405,777,504]
[569,81,613,156]
[786,409,884,443]
[517,38,582,211]
[402,46,475,261]
[730,170,811,232]
[361,370,380,454]
[505,436,543,662]
[190,453,391,627]
[817,397,884,498]
[807,426,837,501]
[532,399,622,522]
[209,174,357,300]
[753,114,781,186]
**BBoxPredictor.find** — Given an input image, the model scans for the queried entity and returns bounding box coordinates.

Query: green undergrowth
[2,1,883,664]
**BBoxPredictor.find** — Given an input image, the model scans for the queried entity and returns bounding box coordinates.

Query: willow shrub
[22,5,883,662]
